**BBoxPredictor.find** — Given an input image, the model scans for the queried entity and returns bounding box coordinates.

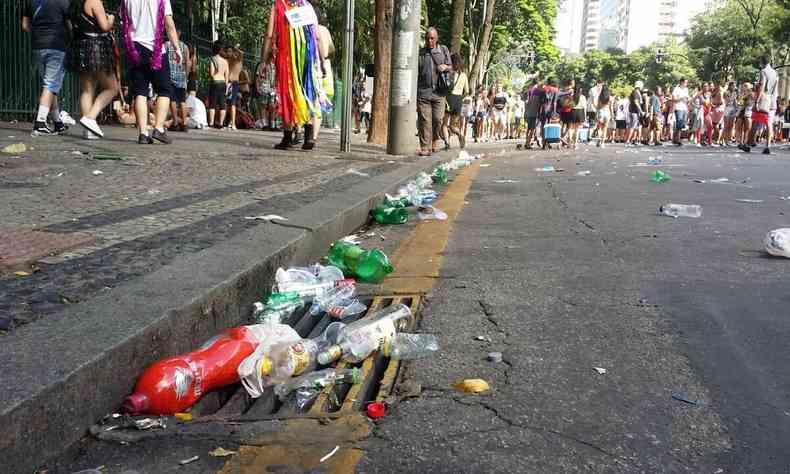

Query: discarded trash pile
[370,151,479,225]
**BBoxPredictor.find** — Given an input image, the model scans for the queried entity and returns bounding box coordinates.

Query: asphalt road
[359,142,790,473]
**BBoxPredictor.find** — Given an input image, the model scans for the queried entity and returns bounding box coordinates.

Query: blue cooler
[577,127,590,142]
[543,123,561,142]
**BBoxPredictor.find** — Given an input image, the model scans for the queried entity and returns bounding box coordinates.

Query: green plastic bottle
[651,170,671,183]
[371,205,409,225]
[431,168,448,185]
[327,240,394,283]
[383,196,410,208]
[253,291,304,324]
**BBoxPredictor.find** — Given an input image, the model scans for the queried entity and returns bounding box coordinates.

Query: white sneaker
[79,117,104,138]
[83,129,100,140]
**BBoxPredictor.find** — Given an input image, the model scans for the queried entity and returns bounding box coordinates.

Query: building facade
[580,0,602,52]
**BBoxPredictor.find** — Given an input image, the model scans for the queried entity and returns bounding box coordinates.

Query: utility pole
[386,0,421,155]
[340,0,355,152]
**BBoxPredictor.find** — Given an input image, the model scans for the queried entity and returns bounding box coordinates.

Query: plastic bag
[417,206,448,221]
[237,324,302,398]
[765,228,790,258]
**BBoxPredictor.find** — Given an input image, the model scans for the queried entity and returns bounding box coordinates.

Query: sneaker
[79,117,104,138]
[83,129,100,140]
[151,128,172,144]
[763,148,771,155]
[53,121,69,135]
[138,133,153,144]
[31,121,54,136]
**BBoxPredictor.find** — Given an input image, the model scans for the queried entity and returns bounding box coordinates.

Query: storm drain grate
[193,295,423,421]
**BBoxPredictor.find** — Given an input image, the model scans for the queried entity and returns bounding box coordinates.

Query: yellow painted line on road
[380,162,480,295]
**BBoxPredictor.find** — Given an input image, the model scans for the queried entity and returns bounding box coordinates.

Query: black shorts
[446,94,462,115]
[209,81,227,108]
[560,111,574,124]
[129,43,173,100]
[586,111,596,122]
[172,87,186,104]
[187,79,197,93]
[526,116,538,130]
[227,81,240,106]
[573,109,585,124]
[616,120,626,130]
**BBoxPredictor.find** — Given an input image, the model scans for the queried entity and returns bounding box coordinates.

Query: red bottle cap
[366,401,386,419]
[123,393,149,414]
[336,278,356,287]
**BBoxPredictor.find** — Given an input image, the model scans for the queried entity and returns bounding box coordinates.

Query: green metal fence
[1,0,81,120]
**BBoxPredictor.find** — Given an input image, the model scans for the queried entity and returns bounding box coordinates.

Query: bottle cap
[366,401,386,419]
[122,393,149,414]
[259,356,273,376]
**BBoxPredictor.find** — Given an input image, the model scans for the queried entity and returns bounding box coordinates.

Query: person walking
[523,79,542,149]
[416,27,452,156]
[742,55,779,154]
[444,53,469,149]
[557,79,575,144]
[207,41,229,129]
[303,6,334,150]
[671,78,690,146]
[22,0,71,136]
[69,0,119,140]
[120,0,181,144]
[625,81,644,146]
[648,87,663,146]
[166,33,189,132]
[569,86,586,149]
[595,83,611,148]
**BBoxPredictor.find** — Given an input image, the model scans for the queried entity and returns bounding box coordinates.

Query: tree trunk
[468,0,495,92]
[450,0,465,53]
[368,0,394,145]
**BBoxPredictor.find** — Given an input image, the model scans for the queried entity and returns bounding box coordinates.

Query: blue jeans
[674,109,687,131]
[33,49,66,94]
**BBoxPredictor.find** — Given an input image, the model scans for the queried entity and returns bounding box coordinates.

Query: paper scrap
[244,214,288,222]
[209,447,237,457]
[593,367,607,375]
[92,170,104,176]
[320,445,340,463]
[347,168,370,177]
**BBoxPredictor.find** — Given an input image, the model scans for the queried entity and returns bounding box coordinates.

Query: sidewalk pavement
[0,122,416,332]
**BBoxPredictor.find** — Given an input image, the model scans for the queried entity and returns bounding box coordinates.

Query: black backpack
[432,46,454,96]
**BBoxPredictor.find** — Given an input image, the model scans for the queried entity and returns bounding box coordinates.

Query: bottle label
[289,342,313,376]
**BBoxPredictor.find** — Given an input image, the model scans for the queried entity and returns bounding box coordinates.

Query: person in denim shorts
[22,0,71,136]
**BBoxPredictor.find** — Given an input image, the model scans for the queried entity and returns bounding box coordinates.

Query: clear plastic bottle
[275,265,354,301]
[382,333,440,360]
[659,204,702,218]
[317,304,413,365]
[274,367,361,400]
[252,291,305,324]
[307,284,367,319]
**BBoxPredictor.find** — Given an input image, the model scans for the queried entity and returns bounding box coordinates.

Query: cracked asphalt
[359,142,790,473]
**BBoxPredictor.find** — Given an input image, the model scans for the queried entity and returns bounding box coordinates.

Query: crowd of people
[21,5,788,155]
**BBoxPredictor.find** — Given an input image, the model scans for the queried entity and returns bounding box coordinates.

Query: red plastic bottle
[123,326,262,415]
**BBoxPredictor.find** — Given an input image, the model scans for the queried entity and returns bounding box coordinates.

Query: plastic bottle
[253,291,305,324]
[326,240,394,283]
[275,266,354,300]
[383,196,410,208]
[308,284,367,319]
[415,172,434,189]
[125,324,298,414]
[382,333,440,360]
[431,167,449,184]
[651,170,671,183]
[371,204,409,224]
[659,204,702,218]
[274,368,361,400]
[317,304,413,365]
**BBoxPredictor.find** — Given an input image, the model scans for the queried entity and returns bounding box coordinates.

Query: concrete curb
[0,154,443,473]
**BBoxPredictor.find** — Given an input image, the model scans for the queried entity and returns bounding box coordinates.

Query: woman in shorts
[722,82,738,145]
[735,82,753,146]
[556,79,575,144]
[595,84,611,148]
[710,83,725,145]
[569,87,586,149]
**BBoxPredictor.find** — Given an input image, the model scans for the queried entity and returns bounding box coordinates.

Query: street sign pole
[386,0,421,155]
[340,0,355,153]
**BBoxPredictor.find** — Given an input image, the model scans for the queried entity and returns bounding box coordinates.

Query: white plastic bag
[238,324,301,398]
[764,228,790,258]
[417,206,448,221]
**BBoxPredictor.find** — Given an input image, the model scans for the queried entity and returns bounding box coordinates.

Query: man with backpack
[416,27,452,156]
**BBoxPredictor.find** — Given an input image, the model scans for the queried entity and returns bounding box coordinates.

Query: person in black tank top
[70,0,120,139]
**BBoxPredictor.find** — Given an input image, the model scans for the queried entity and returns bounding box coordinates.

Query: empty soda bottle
[659,203,702,218]
[326,240,394,283]
[252,291,305,324]
[651,170,670,183]
[317,304,413,365]
[274,367,361,401]
[275,265,354,300]
[383,333,440,359]
[383,195,410,208]
[371,204,409,224]
[431,167,449,184]
[308,284,367,319]
[415,172,434,189]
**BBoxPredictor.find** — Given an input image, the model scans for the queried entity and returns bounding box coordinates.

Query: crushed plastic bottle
[326,240,394,283]
[764,228,790,258]
[274,367,361,401]
[308,284,367,319]
[383,196,410,208]
[252,291,305,324]
[415,172,434,189]
[239,337,328,396]
[274,265,353,300]
[371,204,409,224]
[651,170,671,183]
[317,304,413,365]
[382,333,440,360]
[431,167,449,184]
[417,206,448,221]
[658,204,702,218]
